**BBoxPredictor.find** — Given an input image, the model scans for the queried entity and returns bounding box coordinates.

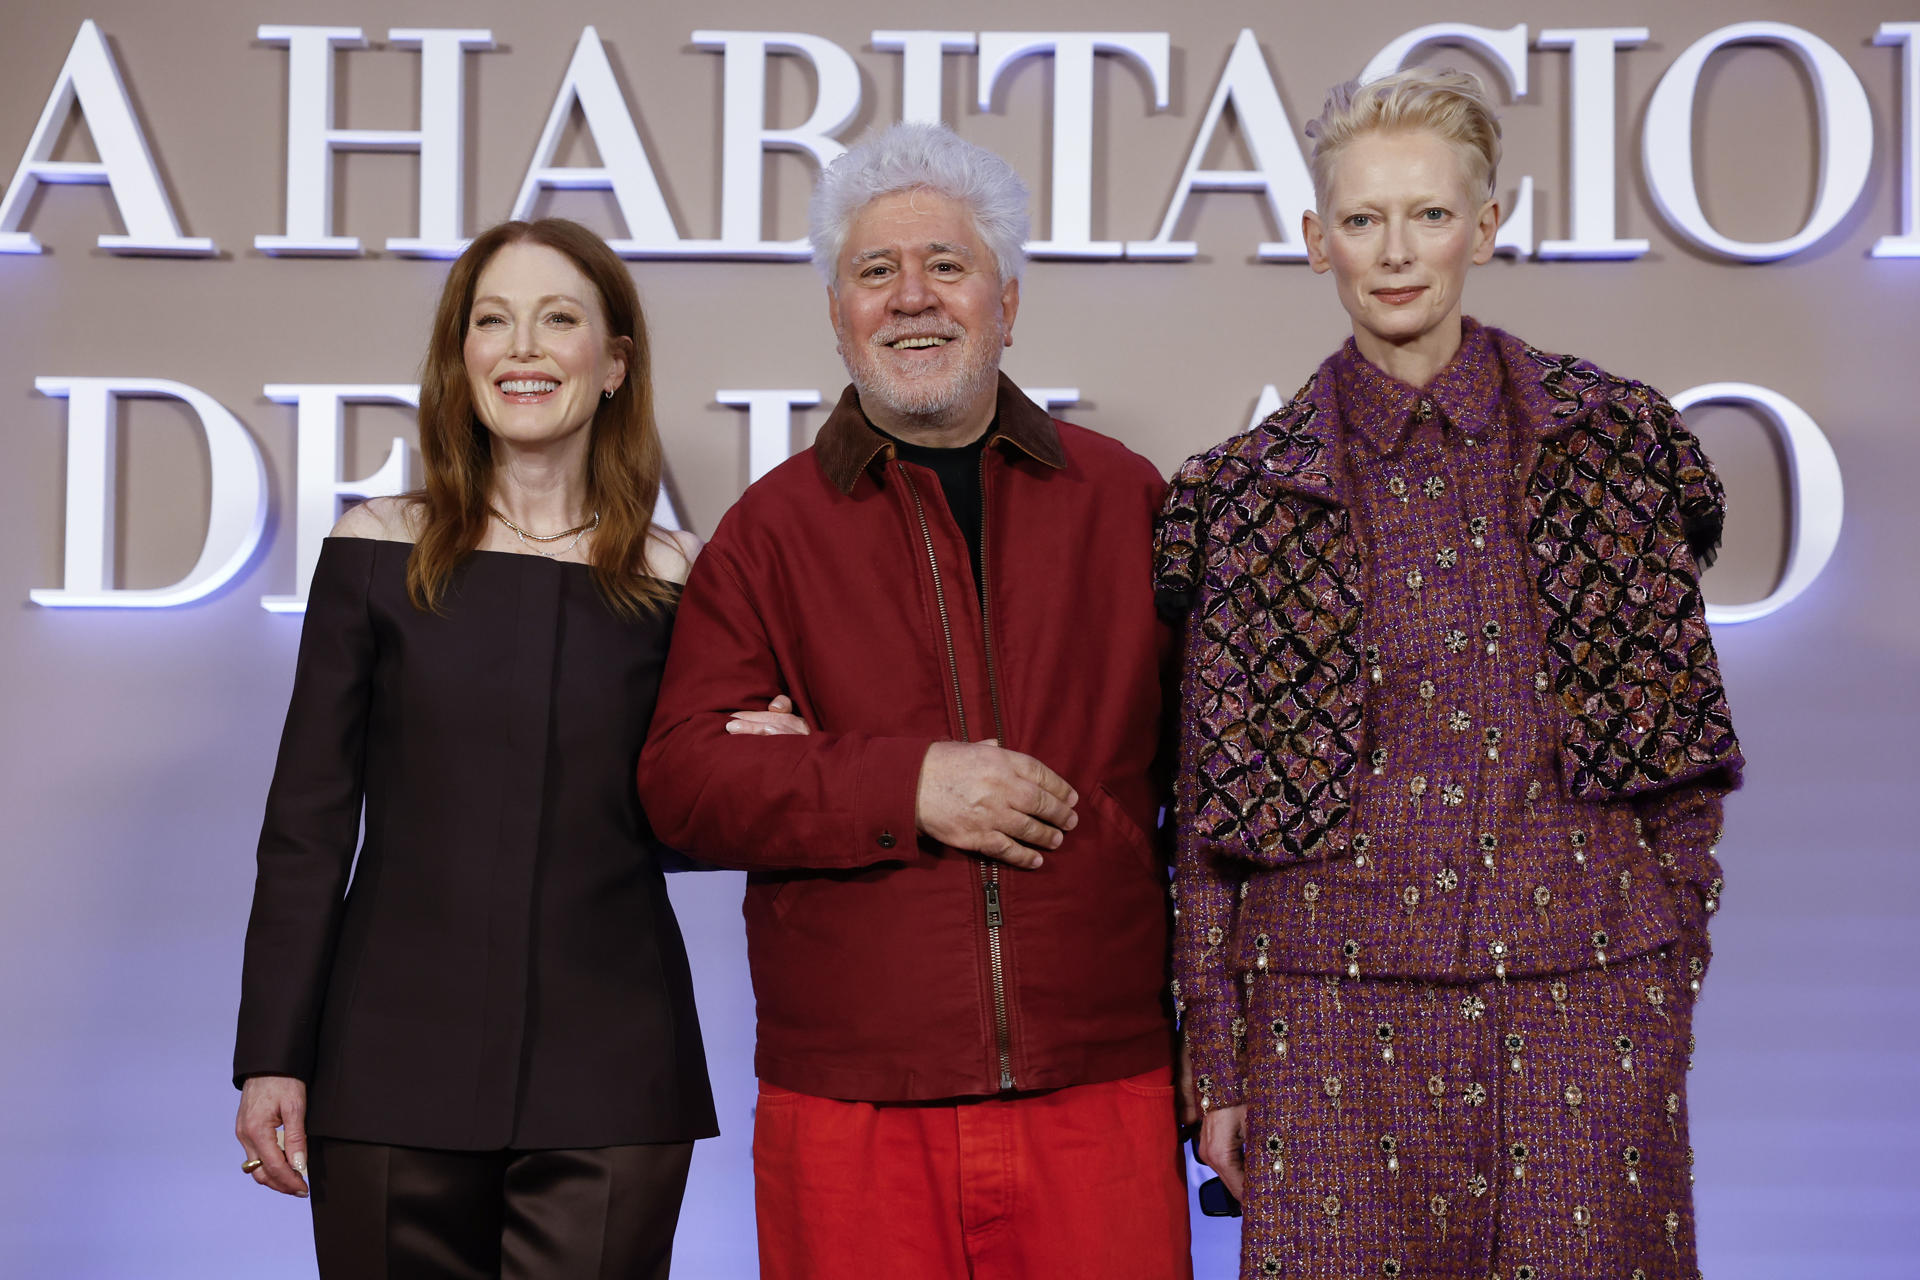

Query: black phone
[1197,1176,1242,1218]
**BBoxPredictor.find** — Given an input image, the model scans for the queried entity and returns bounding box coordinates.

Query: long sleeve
[1634,778,1727,998]
[1171,617,1250,1111]
[232,538,377,1085]
[638,542,933,872]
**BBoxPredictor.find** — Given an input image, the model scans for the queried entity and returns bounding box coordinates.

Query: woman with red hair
[231,219,718,1277]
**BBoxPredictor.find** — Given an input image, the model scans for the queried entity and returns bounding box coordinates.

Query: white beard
[839,318,1005,428]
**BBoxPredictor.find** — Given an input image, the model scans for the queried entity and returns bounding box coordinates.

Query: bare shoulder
[331,496,420,542]
[644,526,703,585]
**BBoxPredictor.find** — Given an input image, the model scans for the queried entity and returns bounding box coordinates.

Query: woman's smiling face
[463,240,627,448]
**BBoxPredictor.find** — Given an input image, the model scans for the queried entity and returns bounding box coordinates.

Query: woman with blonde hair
[230,218,723,1277]
[1157,69,1741,1277]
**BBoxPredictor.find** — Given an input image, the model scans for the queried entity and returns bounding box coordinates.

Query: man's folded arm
[639,544,935,872]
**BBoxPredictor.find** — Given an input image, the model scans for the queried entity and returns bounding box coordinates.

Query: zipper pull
[983,881,1003,928]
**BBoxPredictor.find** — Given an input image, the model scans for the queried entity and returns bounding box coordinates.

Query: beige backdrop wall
[1,2,1913,1276]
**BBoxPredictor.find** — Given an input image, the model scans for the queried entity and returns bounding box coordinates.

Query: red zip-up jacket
[639,375,1176,1102]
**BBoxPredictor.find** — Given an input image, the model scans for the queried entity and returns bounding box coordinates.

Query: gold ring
[241,1158,264,1174]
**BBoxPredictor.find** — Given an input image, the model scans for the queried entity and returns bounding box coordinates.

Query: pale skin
[236,242,720,1195]
[1197,127,1500,1198]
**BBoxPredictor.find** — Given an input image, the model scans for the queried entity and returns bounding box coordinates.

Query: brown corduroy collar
[813,372,1066,495]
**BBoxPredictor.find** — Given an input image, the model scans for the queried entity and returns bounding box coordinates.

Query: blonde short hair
[1305,67,1502,211]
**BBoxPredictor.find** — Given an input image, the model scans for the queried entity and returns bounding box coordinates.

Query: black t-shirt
[884,426,989,589]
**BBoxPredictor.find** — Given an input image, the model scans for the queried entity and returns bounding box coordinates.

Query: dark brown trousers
[308,1137,694,1280]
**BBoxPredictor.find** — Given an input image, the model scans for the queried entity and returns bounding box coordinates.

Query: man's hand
[1197,1103,1248,1203]
[915,740,1077,869]
[235,1075,310,1197]
[726,694,810,736]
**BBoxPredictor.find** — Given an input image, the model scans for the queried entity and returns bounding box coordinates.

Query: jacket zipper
[897,459,1016,1092]
[975,451,1015,1091]
[899,464,969,742]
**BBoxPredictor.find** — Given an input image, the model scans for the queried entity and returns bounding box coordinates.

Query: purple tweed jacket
[1155,323,1741,1108]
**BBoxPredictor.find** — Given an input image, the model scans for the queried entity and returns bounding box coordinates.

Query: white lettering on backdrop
[1675,383,1846,625]
[26,377,1841,618]
[0,20,213,255]
[6,22,1917,259]
[977,33,1171,257]
[257,385,416,613]
[254,26,495,257]
[1643,23,1873,261]
[1536,28,1650,260]
[31,379,266,608]
[1875,22,1920,258]
[7,22,1894,614]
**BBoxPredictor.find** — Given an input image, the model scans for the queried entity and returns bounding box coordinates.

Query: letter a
[0,20,214,255]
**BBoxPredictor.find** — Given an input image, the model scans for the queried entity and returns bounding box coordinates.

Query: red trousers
[753,1066,1193,1280]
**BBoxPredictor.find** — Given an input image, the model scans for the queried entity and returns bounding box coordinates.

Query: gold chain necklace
[492,508,600,559]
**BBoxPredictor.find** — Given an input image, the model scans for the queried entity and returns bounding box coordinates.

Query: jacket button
[877,831,897,849]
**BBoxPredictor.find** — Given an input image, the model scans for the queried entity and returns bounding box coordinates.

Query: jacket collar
[814,372,1065,496]
[1486,326,1628,442]
[1258,322,1629,510]
[1333,318,1504,457]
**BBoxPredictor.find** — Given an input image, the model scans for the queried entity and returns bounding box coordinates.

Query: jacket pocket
[1084,784,1159,873]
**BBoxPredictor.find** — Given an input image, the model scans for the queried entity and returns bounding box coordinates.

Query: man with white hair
[640,123,1192,1278]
